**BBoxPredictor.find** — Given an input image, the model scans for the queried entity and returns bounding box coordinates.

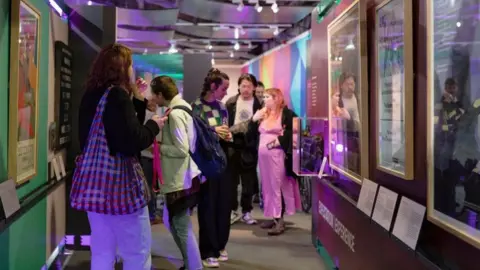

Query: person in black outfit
[192,68,232,268]
[225,73,262,225]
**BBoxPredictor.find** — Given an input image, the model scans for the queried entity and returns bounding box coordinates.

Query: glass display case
[293,117,327,176]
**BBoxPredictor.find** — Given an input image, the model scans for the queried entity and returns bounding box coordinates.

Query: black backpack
[171,105,227,179]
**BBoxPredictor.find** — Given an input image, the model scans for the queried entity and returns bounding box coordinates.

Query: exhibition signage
[312,178,426,269]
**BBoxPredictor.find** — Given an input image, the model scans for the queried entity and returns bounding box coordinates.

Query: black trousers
[197,170,231,259]
[230,151,258,213]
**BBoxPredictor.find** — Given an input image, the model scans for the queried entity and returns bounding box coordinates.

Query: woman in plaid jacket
[73,44,166,270]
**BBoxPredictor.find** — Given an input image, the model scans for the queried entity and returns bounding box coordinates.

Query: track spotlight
[255,2,262,12]
[271,2,279,13]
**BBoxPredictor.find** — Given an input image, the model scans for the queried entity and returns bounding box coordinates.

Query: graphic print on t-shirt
[234,98,254,125]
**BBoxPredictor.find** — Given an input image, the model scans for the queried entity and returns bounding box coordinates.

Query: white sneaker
[202,257,220,268]
[230,211,241,224]
[218,249,228,262]
[241,212,257,225]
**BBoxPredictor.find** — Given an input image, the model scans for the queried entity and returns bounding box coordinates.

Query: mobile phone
[267,141,275,150]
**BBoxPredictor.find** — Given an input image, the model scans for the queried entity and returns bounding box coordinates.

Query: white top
[141,106,165,159]
[234,97,254,125]
[342,95,360,123]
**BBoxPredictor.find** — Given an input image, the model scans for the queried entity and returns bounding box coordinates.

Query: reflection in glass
[431,0,480,237]
[376,0,407,175]
[293,117,326,176]
[329,2,362,180]
[16,1,39,182]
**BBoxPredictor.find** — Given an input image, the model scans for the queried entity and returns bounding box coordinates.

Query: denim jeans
[88,206,152,270]
[163,206,202,270]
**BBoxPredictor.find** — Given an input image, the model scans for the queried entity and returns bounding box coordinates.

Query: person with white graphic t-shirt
[225,73,262,225]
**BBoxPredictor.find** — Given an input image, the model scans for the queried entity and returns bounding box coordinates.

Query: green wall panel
[0,0,9,182]
[0,0,50,268]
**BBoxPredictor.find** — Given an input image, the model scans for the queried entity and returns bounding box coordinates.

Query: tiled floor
[65,209,326,270]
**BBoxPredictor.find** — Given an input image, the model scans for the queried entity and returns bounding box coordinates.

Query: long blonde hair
[264,88,285,119]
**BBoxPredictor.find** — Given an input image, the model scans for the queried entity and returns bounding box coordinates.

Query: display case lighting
[47,0,68,21]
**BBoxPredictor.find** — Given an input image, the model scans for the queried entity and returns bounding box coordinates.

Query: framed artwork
[8,0,40,185]
[427,0,480,249]
[375,0,414,180]
[327,0,369,184]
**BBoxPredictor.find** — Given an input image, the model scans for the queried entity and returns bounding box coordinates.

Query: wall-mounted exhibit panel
[328,0,369,184]
[312,177,426,269]
[427,0,480,250]
[9,0,41,185]
[375,0,414,180]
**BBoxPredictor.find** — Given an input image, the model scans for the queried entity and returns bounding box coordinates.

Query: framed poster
[375,0,414,180]
[328,0,369,184]
[427,0,480,249]
[8,0,40,185]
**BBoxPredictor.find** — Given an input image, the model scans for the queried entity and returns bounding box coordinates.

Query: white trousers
[87,206,152,270]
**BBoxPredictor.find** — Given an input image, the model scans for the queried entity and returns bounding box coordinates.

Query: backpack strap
[171,105,193,115]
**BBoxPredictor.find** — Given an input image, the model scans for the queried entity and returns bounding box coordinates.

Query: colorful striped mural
[242,32,310,118]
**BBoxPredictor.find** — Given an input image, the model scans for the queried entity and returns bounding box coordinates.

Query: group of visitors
[69,43,300,270]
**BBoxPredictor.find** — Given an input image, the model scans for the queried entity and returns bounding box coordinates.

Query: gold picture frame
[427,0,480,250]
[327,0,369,184]
[375,0,414,180]
[8,0,41,185]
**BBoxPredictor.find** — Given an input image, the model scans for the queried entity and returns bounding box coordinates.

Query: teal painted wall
[0,0,50,268]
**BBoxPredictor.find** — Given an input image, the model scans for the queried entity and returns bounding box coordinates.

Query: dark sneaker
[268,219,285,236]
[260,220,275,229]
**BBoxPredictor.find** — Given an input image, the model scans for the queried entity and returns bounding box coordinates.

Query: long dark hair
[237,73,258,94]
[201,68,229,98]
[85,43,135,93]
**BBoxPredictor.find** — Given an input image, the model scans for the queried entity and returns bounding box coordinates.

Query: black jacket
[225,94,262,168]
[79,86,160,157]
[248,106,297,177]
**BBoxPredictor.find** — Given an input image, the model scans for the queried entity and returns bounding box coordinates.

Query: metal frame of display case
[374,0,415,180]
[327,0,369,184]
[426,0,480,250]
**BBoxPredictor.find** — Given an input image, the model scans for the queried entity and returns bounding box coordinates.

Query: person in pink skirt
[249,88,301,235]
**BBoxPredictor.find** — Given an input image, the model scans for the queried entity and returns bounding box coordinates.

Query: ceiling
[65,0,315,65]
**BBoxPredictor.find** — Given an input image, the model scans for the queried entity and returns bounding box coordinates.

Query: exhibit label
[356,178,379,217]
[372,186,398,231]
[392,197,426,250]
